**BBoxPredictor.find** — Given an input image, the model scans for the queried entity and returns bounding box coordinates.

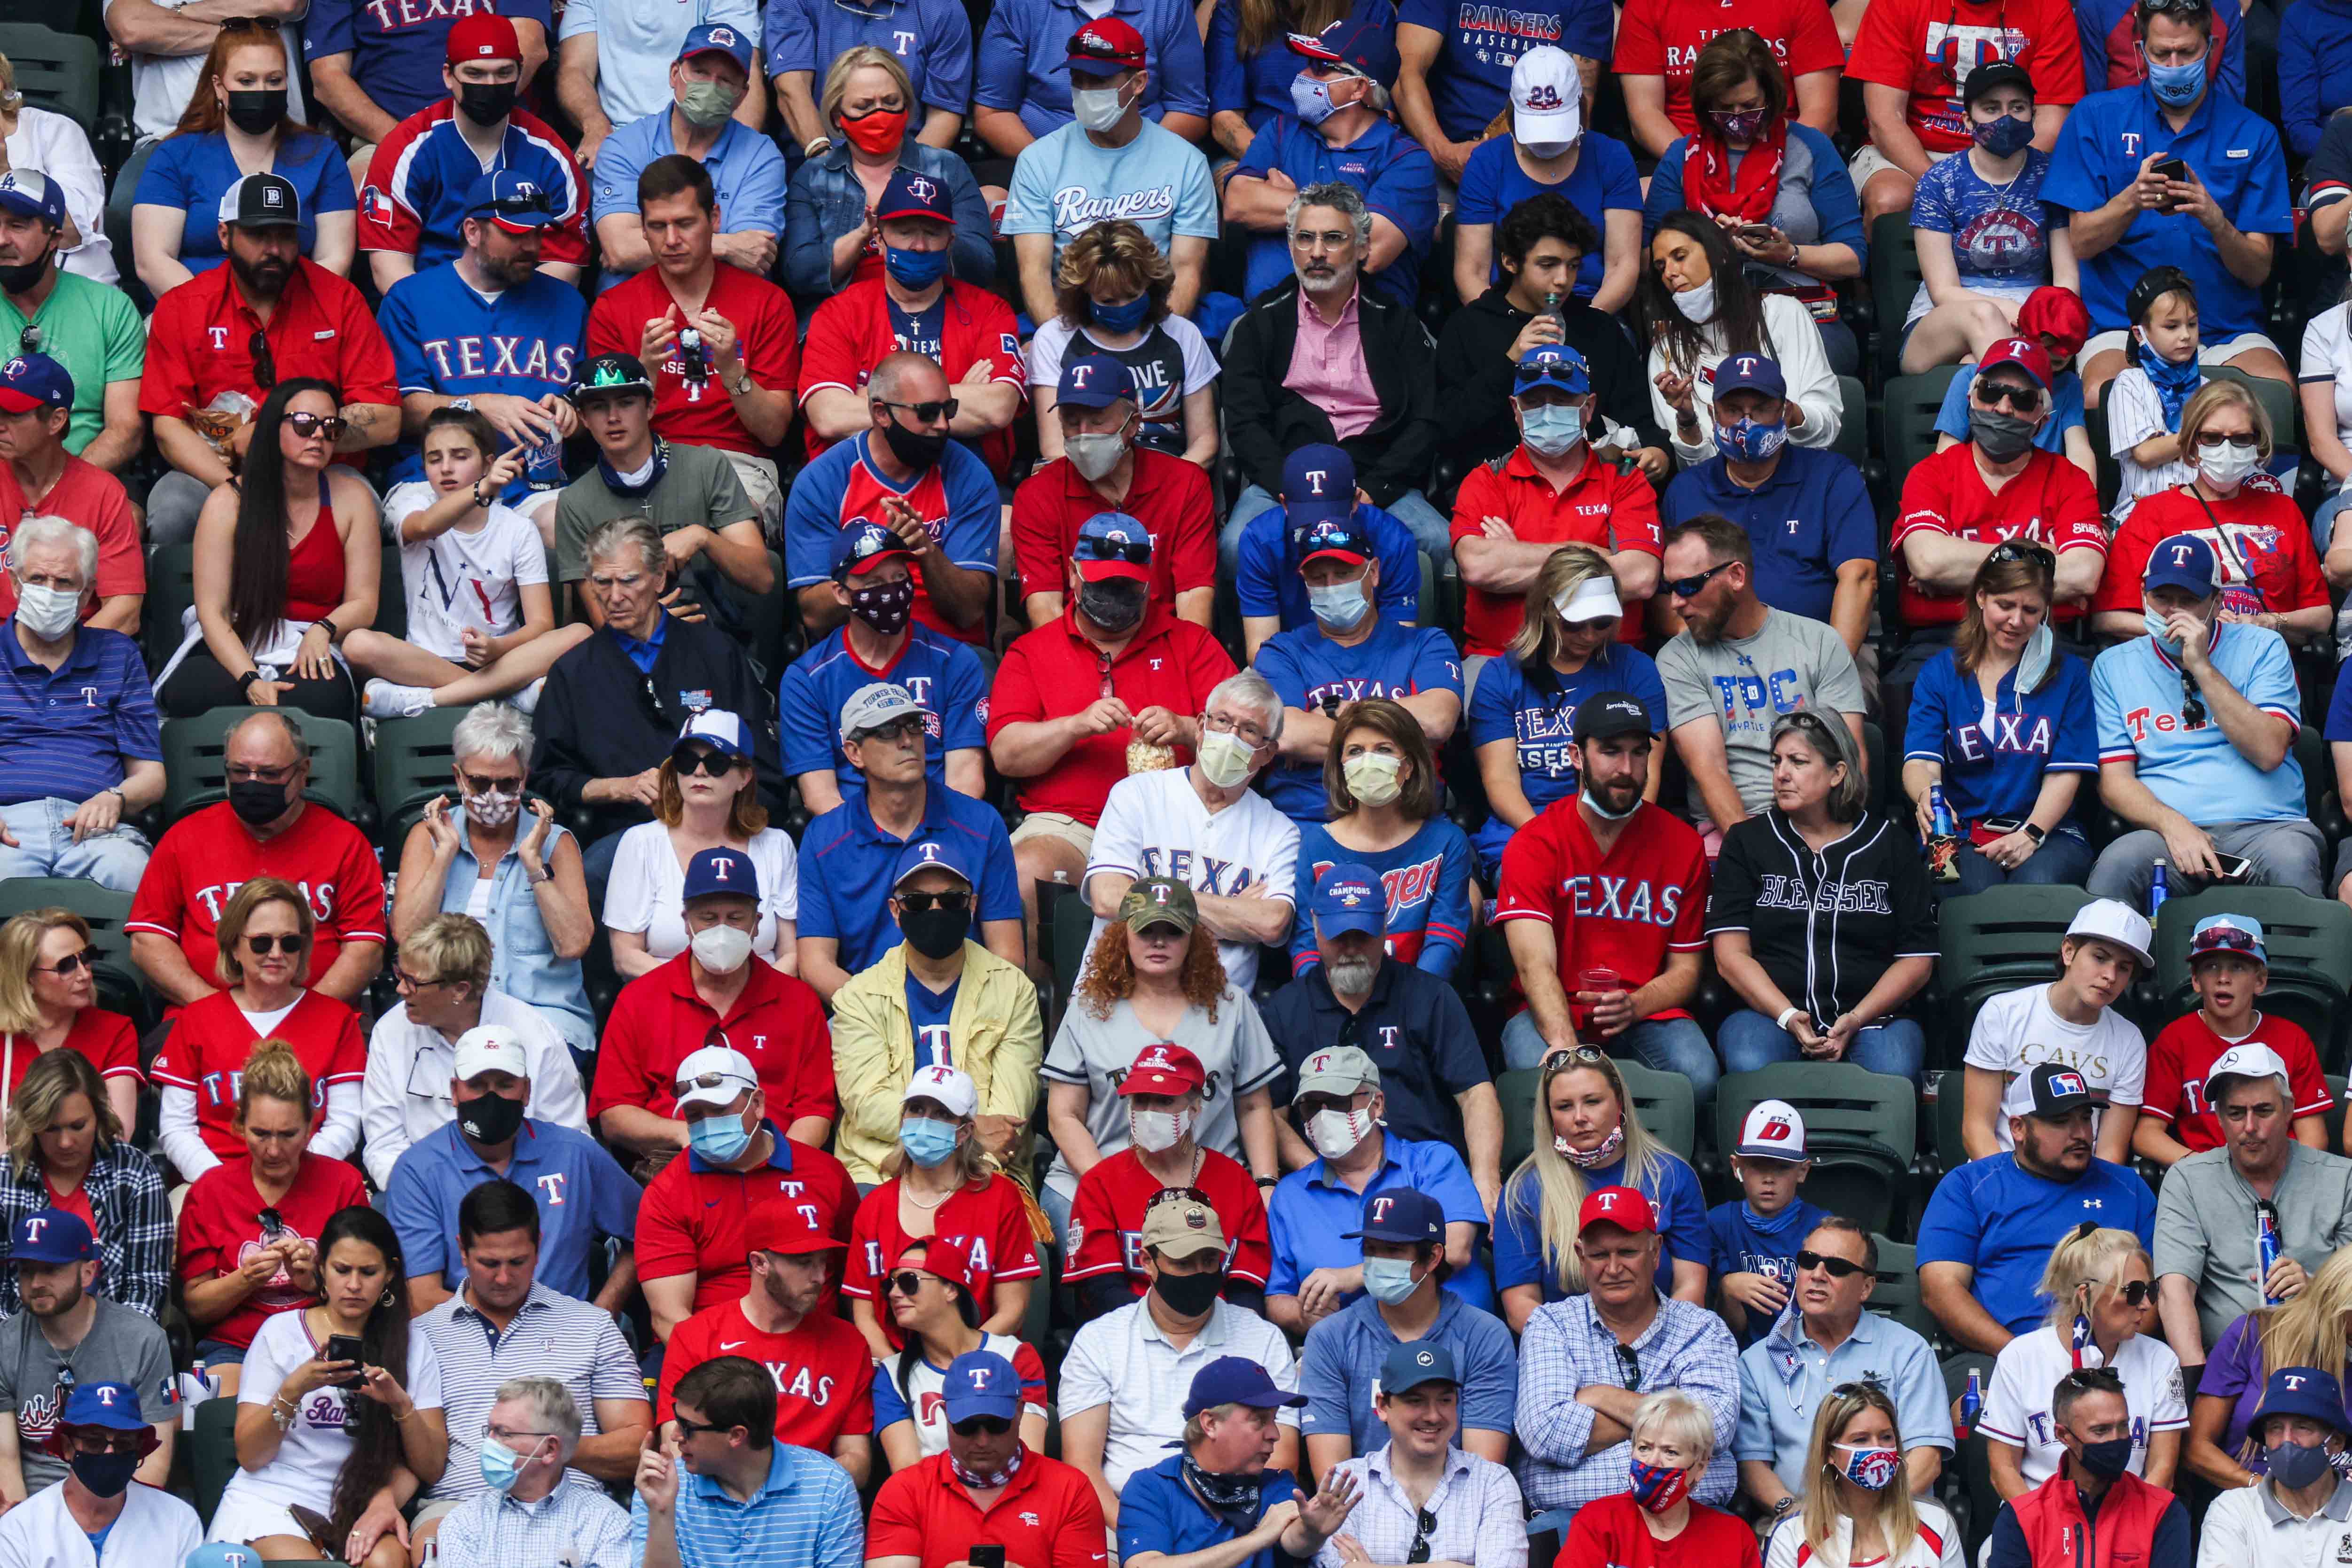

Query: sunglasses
[854,715,926,744]
[671,748,738,777]
[1988,539,2056,571]
[244,933,305,955]
[1144,1185,1213,1210]
[249,331,278,391]
[877,397,960,424]
[897,890,971,914]
[1077,536,1152,566]
[460,772,524,795]
[2180,669,2208,730]
[2113,1280,2154,1306]
[1664,559,1734,600]
[886,1270,932,1296]
[1407,1508,1438,1564]
[36,950,90,978]
[1972,380,2043,413]
[1796,1250,1868,1279]
[671,1414,729,1439]
[951,1416,1012,1436]
[1614,1343,1640,1390]
[1541,1045,1611,1076]
[2194,431,2258,449]
[285,411,347,441]
[2194,928,2259,954]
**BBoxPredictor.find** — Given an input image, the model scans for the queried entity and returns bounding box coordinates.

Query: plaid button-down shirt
[1313,1445,1527,1568]
[1514,1293,1741,1513]
[437,1479,633,1568]
[0,1143,170,1318]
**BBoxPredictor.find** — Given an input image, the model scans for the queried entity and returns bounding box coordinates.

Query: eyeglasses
[460,772,524,795]
[876,397,960,424]
[1971,380,2043,413]
[244,933,305,955]
[1289,228,1355,250]
[951,1416,1012,1436]
[1795,1250,1868,1279]
[1144,1185,1213,1210]
[1202,712,1271,748]
[35,949,90,978]
[1664,559,1734,600]
[885,1271,932,1296]
[1407,1507,1438,1564]
[2194,431,2258,450]
[250,330,277,391]
[671,748,738,777]
[897,890,971,915]
[284,411,347,441]
[1988,540,2056,573]
[391,966,447,991]
[854,715,926,744]
[1614,1343,1640,1390]
[226,763,296,785]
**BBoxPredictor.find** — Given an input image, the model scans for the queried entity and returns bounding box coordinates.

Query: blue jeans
[1500,1011,1721,1105]
[1718,1008,1925,1084]
[1942,830,2097,897]
[1217,484,1453,574]
[0,799,151,892]
[2314,487,2351,557]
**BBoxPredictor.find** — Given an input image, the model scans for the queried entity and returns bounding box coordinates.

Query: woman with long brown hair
[1899,545,2097,893]
[1038,877,1282,1241]
[130,17,354,298]
[1764,1382,1963,1567]
[0,909,139,1132]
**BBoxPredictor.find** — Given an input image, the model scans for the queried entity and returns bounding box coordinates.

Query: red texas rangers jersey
[656,1299,876,1449]
[798,276,1024,472]
[358,102,586,270]
[1492,796,1710,1019]
[1062,1146,1271,1291]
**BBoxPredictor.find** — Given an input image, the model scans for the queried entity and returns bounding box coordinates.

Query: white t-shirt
[221,1307,445,1513]
[385,482,548,662]
[0,1473,203,1568]
[6,109,112,285]
[1963,983,2148,1151]
[601,824,800,962]
[2103,366,2200,523]
[1082,766,1298,992]
[358,987,591,1188]
[1979,1325,2187,1487]
[1764,1499,1965,1568]
[1060,1299,1300,1493]
[2305,304,2352,492]
[876,1331,1046,1457]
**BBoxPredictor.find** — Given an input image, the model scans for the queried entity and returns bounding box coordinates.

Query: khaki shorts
[725,451,784,540]
[1847,143,1952,189]
[411,1498,463,1529]
[1009,811,1095,856]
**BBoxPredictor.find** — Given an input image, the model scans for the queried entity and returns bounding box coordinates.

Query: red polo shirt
[634,1124,858,1313]
[139,258,396,429]
[586,261,799,457]
[1892,443,2106,626]
[1492,798,1709,1017]
[656,1297,876,1447]
[1450,446,1663,656]
[985,604,1237,826]
[0,457,142,618]
[797,277,1025,474]
[1010,447,1217,611]
[590,954,837,1128]
[868,1448,1109,1568]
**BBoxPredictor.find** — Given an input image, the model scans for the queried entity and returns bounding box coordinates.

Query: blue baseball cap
[1286,17,1400,87]
[1377,1341,1458,1395]
[830,518,915,582]
[463,169,558,232]
[941,1350,1024,1423]
[2143,533,2219,597]
[59,1381,149,1435]
[1345,1187,1444,1245]
[187,1548,265,1568]
[1514,344,1590,395]
[678,22,752,70]
[875,166,955,226]
[10,1207,92,1264]
[1281,443,1355,525]
[1312,862,1385,938]
[2253,1367,2349,1440]
[0,171,63,228]
[674,709,752,763]
[1296,516,1372,569]
[1057,353,1134,409]
[1074,512,1153,582]
[681,846,760,904]
[2190,913,2267,967]
[0,352,73,415]
[1712,353,1785,403]
[893,836,972,890]
[1182,1355,1307,1419]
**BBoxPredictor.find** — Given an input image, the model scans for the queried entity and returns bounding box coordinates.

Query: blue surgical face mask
[1520,401,1585,458]
[1360,1256,1422,1305]
[884,243,950,289]
[901,1116,962,1167]
[2144,609,2185,657]
[688,1111,754,1164]
[1092,293,1151,333]
[1718,415,1787,465]
[479,1435,535,1494]
[2148,54,2206,106]
[1308,579,1370,633]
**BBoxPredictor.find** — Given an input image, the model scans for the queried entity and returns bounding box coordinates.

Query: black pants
[162,650,356,725]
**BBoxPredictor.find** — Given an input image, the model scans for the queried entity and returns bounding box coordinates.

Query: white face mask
[1065,429,1127,481]
[1071,82,1129,133]
[14,582,78,642]
[1671,279,1717,323]
[1130,1105,1194,1153]
[1308,1105,1372,1160]
[1342,751,1402,806]
[689,924,754,975]
[1196,728,1257,788]
[2198,441,2260,491]
[462,788,520,829]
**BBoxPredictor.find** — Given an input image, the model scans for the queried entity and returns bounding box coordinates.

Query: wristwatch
[729,369,756,397]
[2021,822,2047,844]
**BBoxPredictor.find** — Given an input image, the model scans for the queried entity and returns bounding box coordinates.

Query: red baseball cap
[1976,336,2053,391]
[1066,17,1147,72]
[1119,1042,1205,1096]
[1576,1186,1657,1237]
[2016,286,2092,360]
[446,13,521,64]
[903,1233,981,1294]
[743,1197,847,1257]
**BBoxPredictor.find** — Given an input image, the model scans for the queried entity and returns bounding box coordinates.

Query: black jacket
[530,613,788,845]
[1704,808,1939,1024]
[1222,275,1439,507]
[1434,286,1666,469]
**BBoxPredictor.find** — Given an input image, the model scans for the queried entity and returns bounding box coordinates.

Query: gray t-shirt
[1041,986,1282,1201]
[553,442,755,585]
[1655,608,1866,827]
[0,1298,175,1490]
[2153,1142,2352,1346]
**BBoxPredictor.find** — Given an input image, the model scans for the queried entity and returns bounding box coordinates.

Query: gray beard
[1326,956,1376,994]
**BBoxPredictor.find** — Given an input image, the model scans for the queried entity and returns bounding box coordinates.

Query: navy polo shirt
[1119,1456,1300,1568]
[1233,114,1437,309]
[797,785,1022,973]
[1262,962,1487,1150]
[2041,81,2292,337]
[378,1119,641,1300]
[974,0,1211,138]
[0,624,160,808]
[1660,446,1876,626]
[1265,1132,1494,1311]
[1235,502,1420,630]
[609,612,669,675]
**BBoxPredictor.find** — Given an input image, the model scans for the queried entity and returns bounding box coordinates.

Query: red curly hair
[1078,918,1227,1021]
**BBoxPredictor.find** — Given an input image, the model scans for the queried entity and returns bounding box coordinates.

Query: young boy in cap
[1963,898,2152,1164]
[2134,914,2334,1168]
[1706,1098,1828,1347]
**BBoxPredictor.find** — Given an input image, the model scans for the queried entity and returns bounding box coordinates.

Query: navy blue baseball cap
[1311,862,1385,938]
[1281,443,1355,524]
[1296,515,1372,569]
[1345,1188,1445,1245]
[1378,1341,1458,1396]
[1058,354,1134,409]
[681,846,760,904]
[1287,16,1400,87]
[464,170,558,232]
[2143,533,2220,597]
[0,353,73,415]
[942,1350,1024,1423]
[830,518,916,582]
[1712,353,1785,403]
[893,837,973,890]
[1074,512,1153,582]
[678,21,753,70]
[58,1381,149,1435]
[875,166,956,226]
[0,171,64,229]
[1182,1356,1307,1419]
[1514,344,1590,395]
[2253,1367,2349,1439]
[11,1208,93,1264]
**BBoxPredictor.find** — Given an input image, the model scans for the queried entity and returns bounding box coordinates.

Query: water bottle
[1926,785,1960,883]
[2149,860,2170,920]
[1543,289,1569,335]
[1955,1368,1983,1440]
[2259,1200,2284,1305]
[421,1541,440,1568]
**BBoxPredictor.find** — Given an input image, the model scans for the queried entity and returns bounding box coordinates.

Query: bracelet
[237,669,262,692]
[272,1396,297,1430]
[1775,1006,1801,1031]
[315,616,341,644]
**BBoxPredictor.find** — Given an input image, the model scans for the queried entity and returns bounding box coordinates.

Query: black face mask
[1077,579,1148,635]
[223,88,287,135]
[2074,1436,2134,1481]
[900,905,969,961]
[457,81,518,126]
[227,779,291,827]
[458,1090,526,1146]
[69,1450,137,1499]
[1153,1267,1224,1318]
[1181,1455,1264,1531]
[880,415,948,471]
[848,577,915,637]
[0,245,51,297]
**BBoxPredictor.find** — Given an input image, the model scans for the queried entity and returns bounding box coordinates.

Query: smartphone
[322,1334,365,1386]
[1737,222,1777,242]
[970,1547,1006,1568]
[2154,156,2188,183]
[1980,815,2027,835]
[2214,853,2255,882]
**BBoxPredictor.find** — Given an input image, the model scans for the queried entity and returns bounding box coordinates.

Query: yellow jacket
[829,940,1044,1186]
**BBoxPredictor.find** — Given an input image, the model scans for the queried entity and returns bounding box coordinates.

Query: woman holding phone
[214,1206,447,1565]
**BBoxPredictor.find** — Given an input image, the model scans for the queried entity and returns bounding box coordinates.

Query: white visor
[1555,576,1623,624]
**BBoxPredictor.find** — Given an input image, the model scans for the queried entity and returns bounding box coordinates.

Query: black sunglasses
[2180,669,2208,730]
[672,1414,730,1439]
[36,950,90,978]
[1796,1249,1868,1279]
[1972,379,2043,414]
[897,891,971,915]
[1988,539,2056,572]
[1144,1185,1214,1210]
[243,933,305,955]
[1407,1508,1438,1564]
[877,397,960,424]
[671,748,738,777]
[1614,1343,1640,1390]
[460,772,524,795]
[2115,1280,2153,1306]
[250,330,277,391]
[854,715,926,744]
[951,1415,1012,1436]
[885,1271,930,1296]
[1664,559,1734,600]
[2194,431,2258,449]
[285,411,347,441]
[1078,536,1152,566]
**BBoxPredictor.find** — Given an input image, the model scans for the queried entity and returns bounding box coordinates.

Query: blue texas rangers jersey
[778,623,991,797]
[1252,617,1463,824]
[377,261,587,488]
[358,102,588,273]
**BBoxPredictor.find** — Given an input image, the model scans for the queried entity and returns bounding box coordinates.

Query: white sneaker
[508,678,545,716]
[362,679,435,720]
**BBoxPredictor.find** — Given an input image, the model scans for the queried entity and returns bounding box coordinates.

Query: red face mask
[840,105,908,154]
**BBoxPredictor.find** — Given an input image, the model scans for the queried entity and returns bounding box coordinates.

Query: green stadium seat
[2327,1076,2348,1158]
[1884,368,1964,482]
[1496,1066,1541,1177]
[2207,363,2301,453]
[373,543,406,640]
[1716,1064,1916,1236]
[161,707,368,827]
[1931,1069,1974,1176]
[2147,885,2352,1068]
[368,707,470,847]
[1934,885,2094,1051]
[141,544,197,678]
[1617,1060,1697,1164]
[1869,212,1927,382]
[0,26,101,134]
[1833,375,1869,472]
[102,138,159,318]
[1047,886,1094,1037]
[1869,1237,1932,1340]
[189,1392,237,1527]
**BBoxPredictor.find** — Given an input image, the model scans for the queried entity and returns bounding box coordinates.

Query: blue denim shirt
[440,817,595,1054]
[782,141,997,305]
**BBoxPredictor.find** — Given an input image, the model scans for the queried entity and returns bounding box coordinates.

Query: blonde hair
[2176,378,2273,468]
[235,1038,312,1124]
[877,1105,993,1185]
[821,46,914,130]
[1054,220,1175,328]
[214,877,313,987]
[0,55,21,116]
[1631,1390,1715,1466]
[1799,1382,1922,1567]
[6,1048,115,1170]
[2039,1224,2151,1334]
[1507,544,1618,666]
[401,914,492,994]
[0,910,90,1035]
[2244,1248,2352,1463]
[1505,1052,1666,1294]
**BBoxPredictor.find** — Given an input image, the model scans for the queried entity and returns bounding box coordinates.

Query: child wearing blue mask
[2106,266,2204,523]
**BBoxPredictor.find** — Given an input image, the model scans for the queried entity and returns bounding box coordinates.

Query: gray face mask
[1969,407,2036,463]
[1065,429,1127,481]
[677,78,744,128]
[1077,579,1147,633]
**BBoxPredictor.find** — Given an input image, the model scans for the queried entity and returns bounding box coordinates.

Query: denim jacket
[782,140,997,306]
[441,818,596,1055]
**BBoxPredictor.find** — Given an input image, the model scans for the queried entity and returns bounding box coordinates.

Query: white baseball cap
[674,1043,759,1115]
[2065,898,2155,971]
[452,1024,529,1082]
[1510,47,1580,144]
[2204,1043,2291,1101]
[1735,1099,1808,1161]
[902,1063,978,1118]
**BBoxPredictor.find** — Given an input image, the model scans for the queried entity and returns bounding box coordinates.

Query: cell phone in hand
[2155,156,2188,183]
[2213,853,2255,882]
[1980,815,2027,835]
[323,1334,365,1386]
[969,1546,1006,1568]
[1737,222,1777,243]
